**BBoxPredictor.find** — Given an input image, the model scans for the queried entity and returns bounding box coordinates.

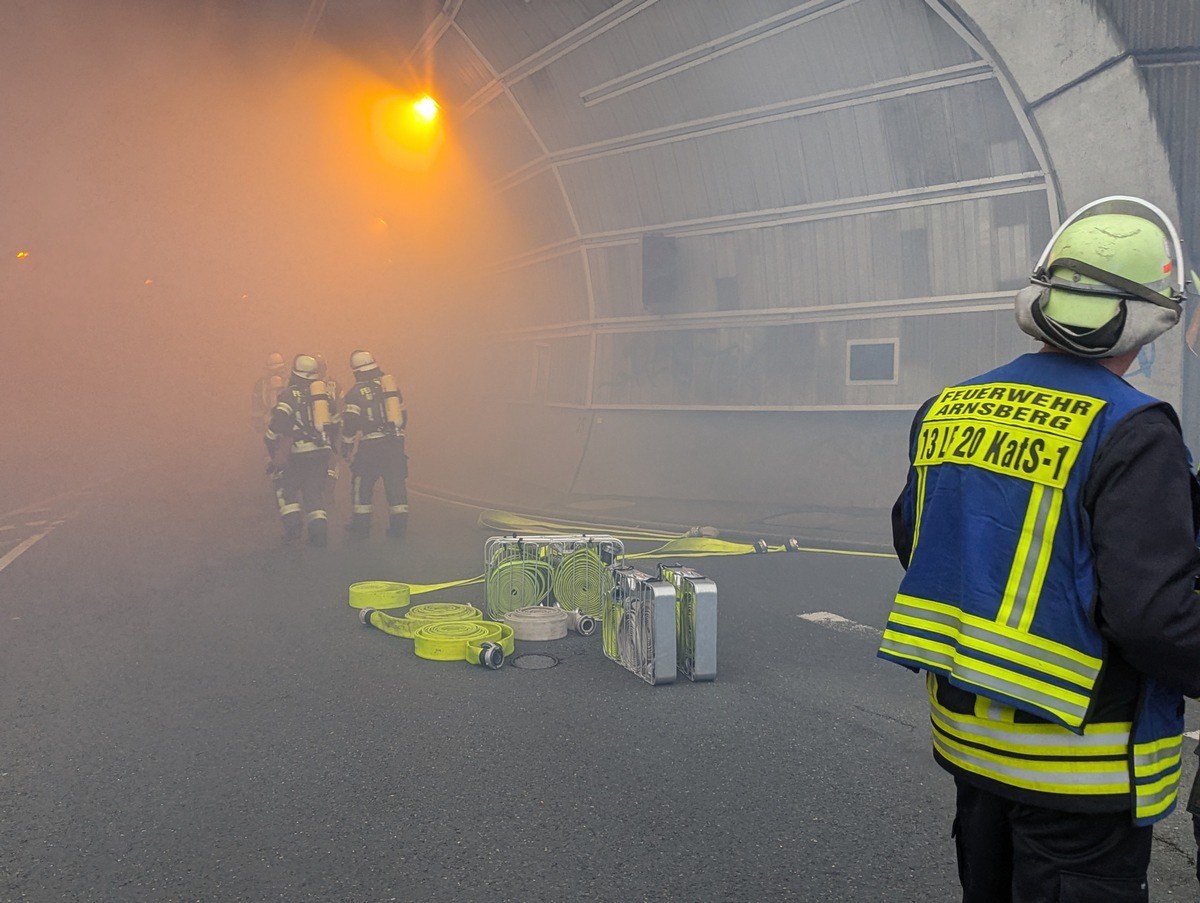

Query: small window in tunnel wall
[847,339,898,385]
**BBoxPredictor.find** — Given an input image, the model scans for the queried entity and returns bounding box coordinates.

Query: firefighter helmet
[1015,196,1187,358]
[350,350,378,372]
[266,352,286,371]
[292,354,320,379]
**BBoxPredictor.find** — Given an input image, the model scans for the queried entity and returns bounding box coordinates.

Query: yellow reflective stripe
[932,698,1129,757]
[1134,738,1182,777]
[979,697,1016,723]
[997,484,1063,631]
[275,402,294,415]
[893,595,1101,675]
[1019,486,1061,631]
[888,608,1097,688]
[911,465,926,553]
[932,730,1128,795]
[884,627,1089,726]
[1135,770,1179,819]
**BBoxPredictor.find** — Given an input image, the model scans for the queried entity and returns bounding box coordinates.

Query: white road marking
[0,529,54,574]
[798,611,883,637]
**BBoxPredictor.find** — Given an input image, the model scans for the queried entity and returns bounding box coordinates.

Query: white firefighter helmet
[266,352,286,371]
[292,354,320,379]
[1015,196,1187,358]
[350,350,378,372]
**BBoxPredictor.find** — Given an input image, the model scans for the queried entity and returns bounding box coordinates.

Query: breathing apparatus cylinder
[380,373,403,432]
[310,379,331,436]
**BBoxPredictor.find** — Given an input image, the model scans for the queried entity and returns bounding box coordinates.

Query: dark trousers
[953,778,1150,903]
[278,450,330,542]
[349,435,407,528]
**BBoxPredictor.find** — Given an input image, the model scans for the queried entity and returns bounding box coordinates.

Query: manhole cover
[510,653,560,671]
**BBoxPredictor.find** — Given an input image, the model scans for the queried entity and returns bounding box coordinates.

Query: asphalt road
[2,448,1198,902]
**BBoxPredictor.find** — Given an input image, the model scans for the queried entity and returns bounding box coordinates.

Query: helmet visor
[1034,196,1187,303]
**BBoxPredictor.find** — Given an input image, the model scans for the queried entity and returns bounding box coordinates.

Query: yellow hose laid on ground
[412,620,515,669]
[348,581,412,609]
[359,603,512,668]
[348,577,484,609]
[477,509,892,559]
[358,602,483,638]
[478,509,684,542]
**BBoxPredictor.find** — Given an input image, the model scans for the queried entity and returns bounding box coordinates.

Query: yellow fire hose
[412,620,515,669]
[348,577,484,610]
[478,509,893,559]
[350,510,891,666]
[358,602,514,669]
[484,557,553,618]
[549,546,612,618]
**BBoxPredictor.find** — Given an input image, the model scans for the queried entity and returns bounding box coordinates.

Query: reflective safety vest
[878,352,1185,825]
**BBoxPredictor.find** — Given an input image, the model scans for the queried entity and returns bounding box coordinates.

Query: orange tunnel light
[414,95,438,122]
[371,92,445,171]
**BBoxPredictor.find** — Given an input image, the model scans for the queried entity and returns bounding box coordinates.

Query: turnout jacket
[879,351,1200,825]
[265,377,333,456]
[340,369,406,445]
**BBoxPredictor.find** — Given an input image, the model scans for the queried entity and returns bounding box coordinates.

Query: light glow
[370,92,445,171]
[414,95,438,122]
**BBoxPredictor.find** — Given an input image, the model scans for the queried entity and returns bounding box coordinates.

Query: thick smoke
[2,0,518,506]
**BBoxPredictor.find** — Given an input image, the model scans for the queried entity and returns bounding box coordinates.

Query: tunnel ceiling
[279,1,1058,332]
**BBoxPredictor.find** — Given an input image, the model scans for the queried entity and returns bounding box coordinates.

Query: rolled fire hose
[484,558,553,619]
[412,620,515,669]
[358,602,482,638]
[503,605,597,641]
[551,547,612,618]
[348,577,484,610]
[348,581,412,609]
[359,603,513,668]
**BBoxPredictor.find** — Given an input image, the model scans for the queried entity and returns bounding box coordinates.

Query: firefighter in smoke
[265,354,335,546]
[339,350,408,537]
[250,352,287,433]
[313,353,342,493]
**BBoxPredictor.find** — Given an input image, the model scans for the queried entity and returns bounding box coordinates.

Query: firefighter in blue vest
[879,196,1200,901]
[265,354,335,546]
[339,350,408,538]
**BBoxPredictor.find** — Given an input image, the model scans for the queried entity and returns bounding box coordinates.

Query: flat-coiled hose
[503,606,597,640]
[348,578,483,610]
[359,603,514,668]
[348,581,412,609]
[484,558,553,620]
[551,547,612,619]
[412,620,515,668]
[602,596,652,667]
[358,602,482,638]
